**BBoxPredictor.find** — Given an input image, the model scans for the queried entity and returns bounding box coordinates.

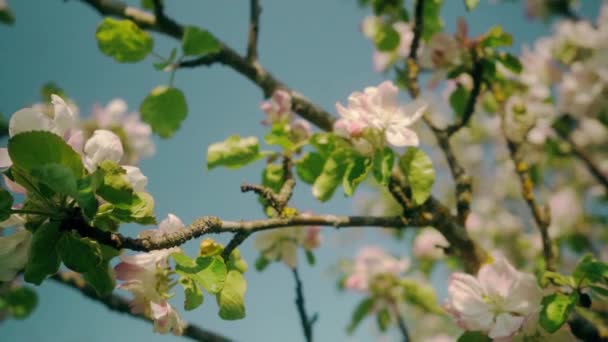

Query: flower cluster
[445,258,542,340]
[254,224,321,268]
[343,246,409,293]
[114,214,186,335]
[260,89,312,144]
[335,81,426,153]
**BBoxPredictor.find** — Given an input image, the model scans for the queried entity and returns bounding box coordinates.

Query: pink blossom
[412,228,449,260]
[445,258,542,340]
[260,89,292,125]
[254,223,322,268]
[344,246,409,292]
[335,81,426,148]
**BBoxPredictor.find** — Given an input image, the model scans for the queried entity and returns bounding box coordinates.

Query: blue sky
[0,0,600,341]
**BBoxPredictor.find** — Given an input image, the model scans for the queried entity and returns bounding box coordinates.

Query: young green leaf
[305,250,316,266]
[422,0,444,41]
[376,307,391,332]
[8,131,85,178]
[95,160,134,206]
[31,163,78,197]
[140,86,188,138]
[207,135,263,170]
[296,152,325,184]
[347,297,374,334]
[3,286,38,319]
[84,262,116,296]
[312,150,348,202]
[572,254,608,285]
[399,148,435,205]
[480,26,513,48]
[182,26,221,57]
[400,279,442,313]
[262,163,284,193]
[539,292,577,333]
[216,270,247,320]
[497,52,523,74]
[174,254,228,294]
[57,232,103,273]
[24,221,62,285]
[179,276,204,311]
[372,147,395,186]
[457,331,492,342]
[449,84,469,119]
[343,155,371,196]
[96,18,154,63]
[76,176,99,221]
[255,254,271,272]
[0,187,13,222]
[464,0,480,11]
[374,24,400,52]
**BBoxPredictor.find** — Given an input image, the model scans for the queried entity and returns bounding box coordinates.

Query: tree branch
[292,268,315,342]
[445,51,484,137]
[390,302,410,342]
[556,129,608,191]
[246,0,261,62]
[51,272,232,342]
[75,0,335,131]
[65,213,417,252]
[504,138,555,271]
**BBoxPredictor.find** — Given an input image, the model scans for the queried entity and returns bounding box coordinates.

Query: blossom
[419,33,463,69]
[88,99,155,164]
[114,214,186,335]
[344,246,409,292]
[122,165,148,192]
[445,258,542,340]
[0,226,32,282]
[361,18,414,72]
[412,228,449,260]
[335,81,426,148]
[254,225,321,268]
[260,89,292,125]
[83,129,124,171]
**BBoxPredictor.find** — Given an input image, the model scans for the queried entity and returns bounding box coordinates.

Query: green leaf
[376,307,391,332]
[0,187,13,222]
[372,147,395,186]
[590,285,608,297]
[174,253,228,294]
[182,26,221,57]
[140,0,155,10]
[31,163,78,196]
[0,6,15,25]
[457,331,492,342]
[464,0,480,11]
[57,232,103,273]
[312,150,348,202]
[96,18,153,63]
[449,84,469,119]
[24,221,62,285]
[125,192,156,224]
[347,297,374,334]
[572,254,608,284]
[262,163,284,193]
[216,270,247,320]
[4,287,37,319]
[305,250,316,266]
[179,276,204,311]
[296,152,325,184]
[140,86,188,138]
[480,26,512,48]
[422,0,444,41]
[84,263,115,296]
[40,82,65,102]
[255,254,271,272]
[497,52,523,74]
[153,48,178,71]
[264,123,296,151]
[8,131,85,179]
[95,160,134,206]
[76,176,99,221]
[207,135,262,170]
[343,155,371,196]
[374,24,400,52]
[399,148,435,205]
[539,292,577,333]
[400,279,442,313]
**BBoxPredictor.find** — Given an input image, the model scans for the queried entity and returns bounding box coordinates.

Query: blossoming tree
[1,0,607,341]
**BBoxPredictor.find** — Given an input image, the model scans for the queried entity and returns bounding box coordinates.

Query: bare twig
[246,0,261,62]
[445,51,484,136]
[556,129,608,191]
[390,302,410,342]
[504,139,555,271]
[64,212,418,252]
[51,272,232,342]
[292,268,315,342]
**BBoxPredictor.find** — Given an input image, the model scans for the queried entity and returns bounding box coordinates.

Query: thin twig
[445,50,484,136]
[556,129,608,191]
[246,0,261,62]
[389,302,410,342]
[51,272,232,342]
[504,138,555,271]
[292,268,315,342]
